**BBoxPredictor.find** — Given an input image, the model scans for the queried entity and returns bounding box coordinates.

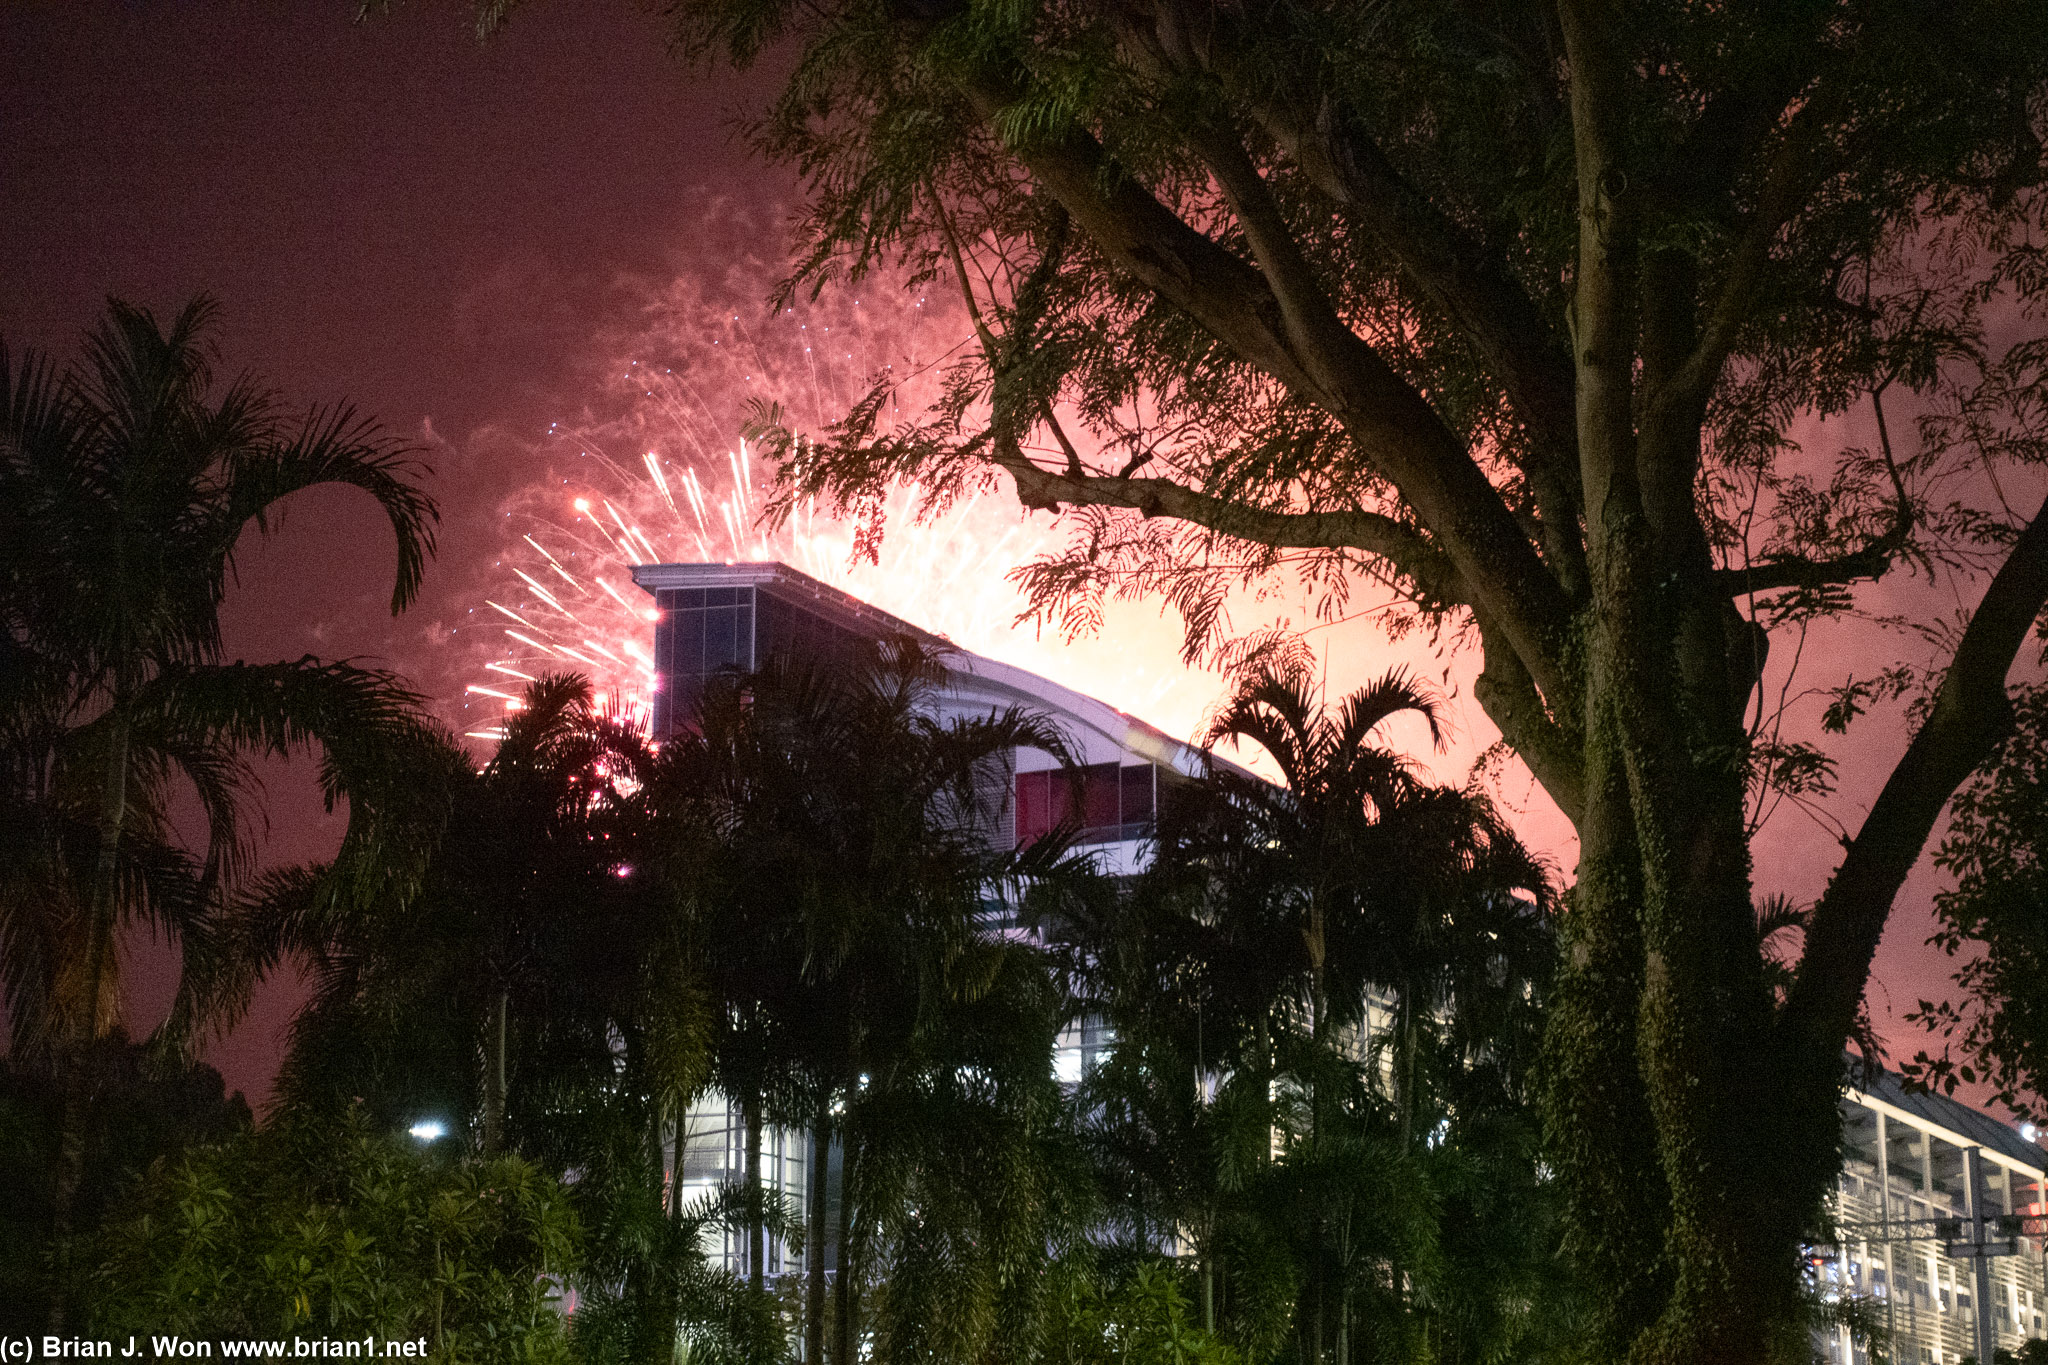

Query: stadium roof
[1853,1065,2046,1172]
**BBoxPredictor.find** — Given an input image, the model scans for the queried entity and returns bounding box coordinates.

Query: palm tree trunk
[743,1092,766,1294]
[48,691,133,1329]
[1336,1284,1350,1365]
[806,1099,832,1364]
[1202,1253,1215,1333]
[1312,1274,1324,1365]
[482,990,509,1154]
[669,1100,687,1220]
[45,1065,91,1332]
[834,1084,856,1365]
[1396,988,1416,1151]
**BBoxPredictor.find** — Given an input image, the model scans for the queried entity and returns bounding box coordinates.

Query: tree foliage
[1054,665,1565,1365]
[1908,680,2048,1121]
[588,2,2048,1359]
[652,637,1090,1365]
[86,1113,579,1361]
[0,1038,251,1332]
[0,295,441,1325]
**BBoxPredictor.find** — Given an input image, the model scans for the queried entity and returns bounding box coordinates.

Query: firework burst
[456,288,1235,745]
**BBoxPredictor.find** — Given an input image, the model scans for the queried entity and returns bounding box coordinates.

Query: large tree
[565,3,2047,1361]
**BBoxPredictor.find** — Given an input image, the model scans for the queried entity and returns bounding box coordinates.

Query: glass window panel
[1015,770,1052,845]
[736,603,754,669]
[1157,769,1195,824]
[703,606,736,672]
[654,618,675,676]
[680,605,706,677]
[1120,764,1156,823]
[706,586,737,606]
[1082,763,1120,830]
[756,596,784,660]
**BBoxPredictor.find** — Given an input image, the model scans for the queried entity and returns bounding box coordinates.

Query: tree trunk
[743,1092,766,1294]
[1312,1272,1323,1365]
[44,1053,92,1332]
[807,1100,832,1365]
[1548,468,1814,1365]
[1202,1253,1214,1333]
[1395,989,1416,1151]
[669,1100,685,1220]
[482,990,509,1154]
[48,691,133,1330]
[834,1089,857,1365]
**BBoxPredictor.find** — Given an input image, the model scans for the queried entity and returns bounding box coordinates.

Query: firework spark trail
[456,290,1236,745]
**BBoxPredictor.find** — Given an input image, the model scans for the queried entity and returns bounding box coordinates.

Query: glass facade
[650,582,879,737]
[650,585,755,739]
[671,1097,816,1278]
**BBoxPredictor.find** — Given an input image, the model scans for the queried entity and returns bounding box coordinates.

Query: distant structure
[631,561,1216,1278]
[1827,1069,2047,1365]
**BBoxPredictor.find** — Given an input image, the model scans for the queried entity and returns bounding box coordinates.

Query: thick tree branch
[1651,10,1834,217]
[1710,542,1904,597]
[1127,0,1588,598]
[1295,104,1581,470]
[991,447,1466,611]
[1471,614,1586,824]
[949,72,1578,710]
[1267,104,1583,467]
[927,147,1471,641]
[1268,100,1592,600]
[1782,492,2048,1062]
[1556,0,1639,532]
[1646,120,1822,434]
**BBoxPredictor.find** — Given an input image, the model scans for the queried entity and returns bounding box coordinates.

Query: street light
[408,1119,448,1142]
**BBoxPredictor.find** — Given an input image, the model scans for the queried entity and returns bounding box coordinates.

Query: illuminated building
[1828,1069,2047,1365]
[632,561,1211,1278]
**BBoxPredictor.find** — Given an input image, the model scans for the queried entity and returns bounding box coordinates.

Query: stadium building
[632,561,1207,1276]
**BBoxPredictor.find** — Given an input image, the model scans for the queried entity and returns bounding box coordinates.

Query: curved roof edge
[629,560,1242,778]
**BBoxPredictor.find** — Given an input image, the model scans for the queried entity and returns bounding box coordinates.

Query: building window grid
[673,1094,812,1277]
[1014,762,1158,847]
[1832,1097,2048,1365]
[654,582,920,739]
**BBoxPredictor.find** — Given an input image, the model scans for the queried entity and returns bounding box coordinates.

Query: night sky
[0,2,1988,1110]
[3,0,782,1095]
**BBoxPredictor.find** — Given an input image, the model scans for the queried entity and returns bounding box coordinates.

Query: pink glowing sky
[1,2,2017,1114]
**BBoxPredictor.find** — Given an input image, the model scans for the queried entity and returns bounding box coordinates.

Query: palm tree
[1110,663,1559,1365]
[263,675,677,1140]
[1201,666,1450,1050]
[255,673,737,1363]
[655,635,1088,1365]
[0,297,439,1323]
